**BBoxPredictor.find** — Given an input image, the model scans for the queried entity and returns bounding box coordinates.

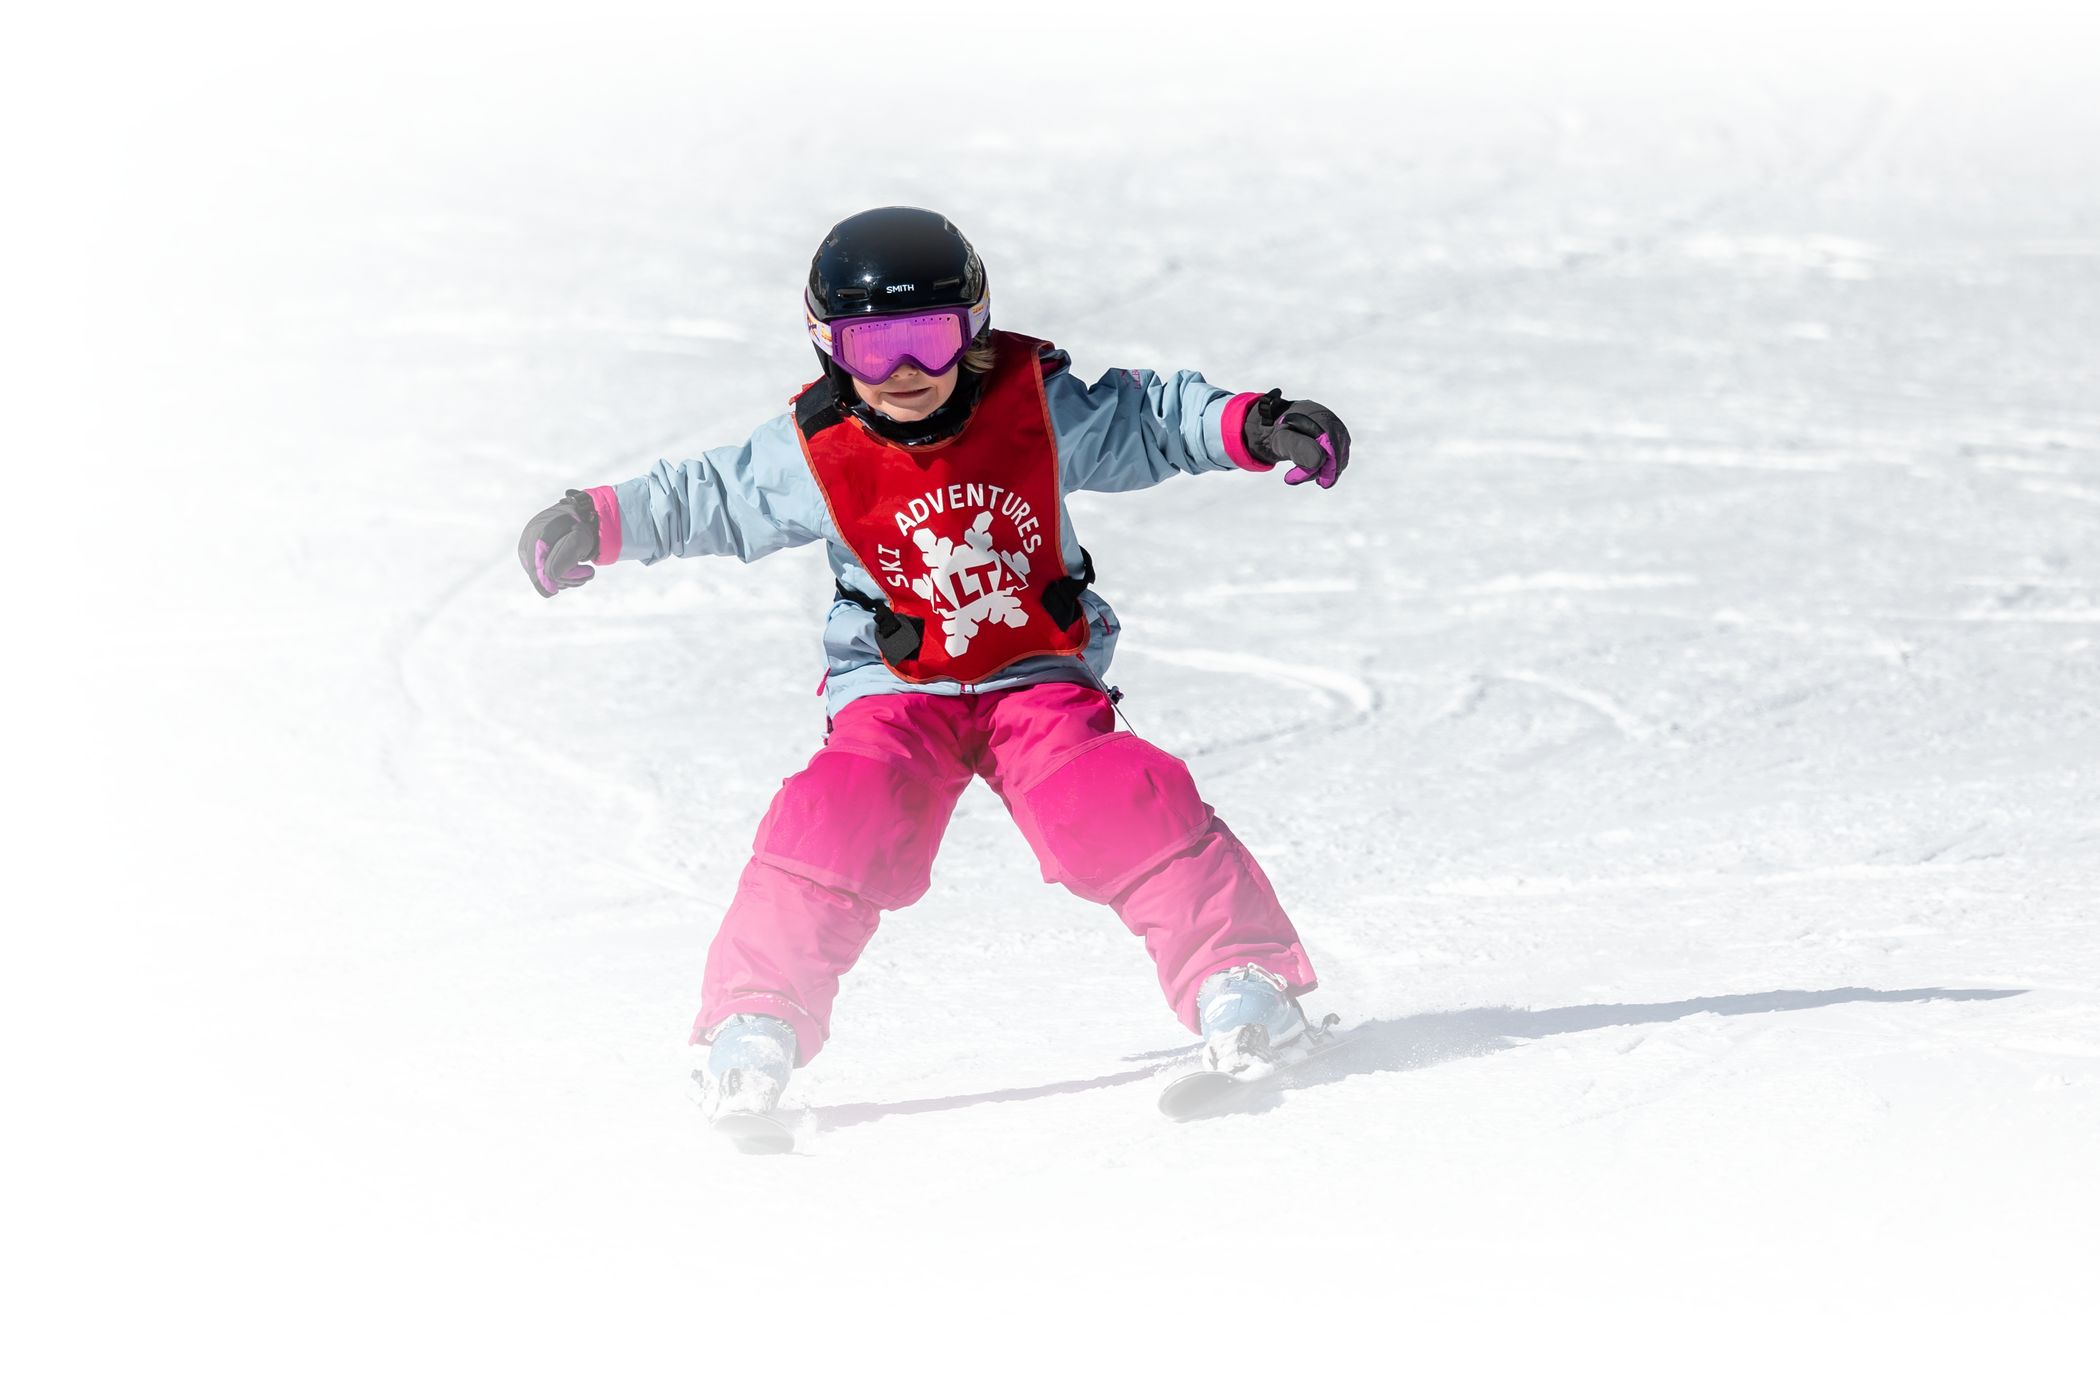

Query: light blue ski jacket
[590,345,1269,717]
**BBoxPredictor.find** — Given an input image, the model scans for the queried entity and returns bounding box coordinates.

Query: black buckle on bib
[834,581,926,665]
[1039,548,1095,630]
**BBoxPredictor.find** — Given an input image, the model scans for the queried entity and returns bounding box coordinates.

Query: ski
[712,1110,796,1155]
[1157,1015,1348,1121]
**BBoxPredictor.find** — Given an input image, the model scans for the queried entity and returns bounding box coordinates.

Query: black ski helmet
[805,206,988,325]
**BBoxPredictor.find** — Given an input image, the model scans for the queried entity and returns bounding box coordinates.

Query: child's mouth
[887,385,934,407]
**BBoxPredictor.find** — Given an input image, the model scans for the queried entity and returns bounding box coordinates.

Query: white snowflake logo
[907,510,1033,656]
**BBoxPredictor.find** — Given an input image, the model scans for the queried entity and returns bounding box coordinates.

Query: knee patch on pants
[1009,733,1214,903]
[752,747,957,909]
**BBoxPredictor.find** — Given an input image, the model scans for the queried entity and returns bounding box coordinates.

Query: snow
[17,3,2100,1394]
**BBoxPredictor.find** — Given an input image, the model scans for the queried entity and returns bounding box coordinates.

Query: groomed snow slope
[20,8,2100,1395]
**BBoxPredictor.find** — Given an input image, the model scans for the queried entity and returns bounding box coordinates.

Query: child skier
[518,207,1353,1139]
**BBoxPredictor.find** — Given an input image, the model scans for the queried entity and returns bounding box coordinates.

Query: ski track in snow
[1470,668,1655,743]
[392,553,710,907]
[1113,640,1380,758]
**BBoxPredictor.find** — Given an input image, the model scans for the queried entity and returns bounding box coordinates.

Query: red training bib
[795,330,1090,685]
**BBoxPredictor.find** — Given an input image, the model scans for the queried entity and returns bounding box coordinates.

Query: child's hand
[1242,390,1352,489]
[517,490,601,597]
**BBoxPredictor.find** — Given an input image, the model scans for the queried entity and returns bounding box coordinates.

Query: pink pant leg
[694,694,978,1062]
[983,683,1316,1031]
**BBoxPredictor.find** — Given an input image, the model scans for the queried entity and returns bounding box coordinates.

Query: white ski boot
[1195,965,1314,1080]
[693,1013,798,1153]
[1159,965,1340,1120]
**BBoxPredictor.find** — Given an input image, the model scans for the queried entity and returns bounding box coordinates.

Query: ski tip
[713,1112,797,1155]
[1157,1070,1254,1122]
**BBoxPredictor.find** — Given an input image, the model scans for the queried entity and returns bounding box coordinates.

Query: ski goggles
[806,292,991,383]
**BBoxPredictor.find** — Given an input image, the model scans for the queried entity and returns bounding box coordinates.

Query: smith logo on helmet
[886,283,916,293]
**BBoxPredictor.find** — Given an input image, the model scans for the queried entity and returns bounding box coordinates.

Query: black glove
[518,490,601,597]
[1242,389,1352,489]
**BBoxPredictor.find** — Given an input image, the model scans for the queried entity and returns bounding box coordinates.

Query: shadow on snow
[809,985,2023,1132]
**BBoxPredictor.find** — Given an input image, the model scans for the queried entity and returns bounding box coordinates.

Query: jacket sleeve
[583,413,829,565]
[1042,350,1270,494]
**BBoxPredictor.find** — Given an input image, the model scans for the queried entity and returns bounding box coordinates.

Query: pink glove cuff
[1219,393,1272,471]
[584,486,622,564]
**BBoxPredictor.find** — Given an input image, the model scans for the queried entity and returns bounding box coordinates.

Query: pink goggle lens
[833,310,970,383]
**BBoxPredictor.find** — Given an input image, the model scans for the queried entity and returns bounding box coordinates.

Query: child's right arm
[518,415,826,595]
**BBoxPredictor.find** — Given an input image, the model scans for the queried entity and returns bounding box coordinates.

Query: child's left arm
[1043,351,1351,493]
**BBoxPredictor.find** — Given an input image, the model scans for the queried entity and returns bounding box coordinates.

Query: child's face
[851,362,959,423]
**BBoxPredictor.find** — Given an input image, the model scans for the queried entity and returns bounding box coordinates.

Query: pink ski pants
[693,682,1315,1063]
